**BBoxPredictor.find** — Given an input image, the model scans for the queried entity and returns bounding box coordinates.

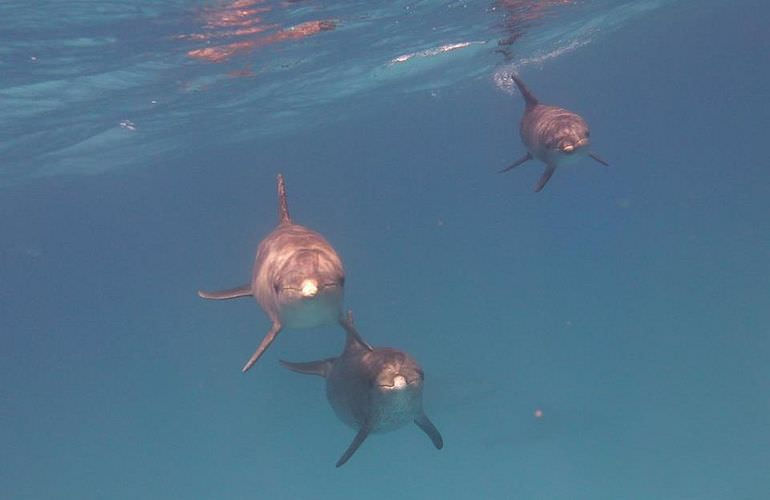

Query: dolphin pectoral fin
[415,413,444,450]
[198,285,252,300]
[279,358,335,378]
[336,424,370,467]
[499,152,532,173]
[588,152,609,166]
[339,311,374,352]
[534,163,556,192]
[241,322,282,373]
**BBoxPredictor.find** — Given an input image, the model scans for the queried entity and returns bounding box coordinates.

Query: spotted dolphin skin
[281,312,443,467]
[500,74,609,192]
[198,174,370,373]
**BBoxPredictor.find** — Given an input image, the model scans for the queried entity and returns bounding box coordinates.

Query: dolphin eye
[273,283,280,293]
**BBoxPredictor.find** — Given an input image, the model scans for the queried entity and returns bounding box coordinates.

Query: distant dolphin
[500,74,608,192]
[281,312,443,467]
[198,174,370,373]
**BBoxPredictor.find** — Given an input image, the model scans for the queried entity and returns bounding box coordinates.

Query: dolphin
[281,311,443,467]
[500,73,609,192]
[198,174,370,373]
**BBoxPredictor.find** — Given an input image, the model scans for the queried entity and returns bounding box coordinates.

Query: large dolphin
[500,74,609,192]
[281,312,443,467]
[198,174,370,373]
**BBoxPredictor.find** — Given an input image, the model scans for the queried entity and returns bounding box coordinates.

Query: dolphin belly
[368,390,421,433]
[279,289,342,329]
[326,363,369,429]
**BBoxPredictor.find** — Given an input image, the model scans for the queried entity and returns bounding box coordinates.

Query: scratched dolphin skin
[198,174,369,373]
[500,74,608,192]
[281,312,443,467]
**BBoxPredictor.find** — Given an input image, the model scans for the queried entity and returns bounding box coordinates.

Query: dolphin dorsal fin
[277,173,291,225]
[511,74,538,111]
[340,310,374,352]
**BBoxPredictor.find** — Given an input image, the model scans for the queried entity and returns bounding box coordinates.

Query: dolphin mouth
[561,138,589,153]
[378,375,420,389]
[280,281,341,298]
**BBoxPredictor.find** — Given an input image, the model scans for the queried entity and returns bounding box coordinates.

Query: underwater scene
[1,0,769,498]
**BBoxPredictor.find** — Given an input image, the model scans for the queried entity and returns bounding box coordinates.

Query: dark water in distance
[1,0,769,498]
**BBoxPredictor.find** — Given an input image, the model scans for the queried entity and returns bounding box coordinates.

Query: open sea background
[1,0,768,498]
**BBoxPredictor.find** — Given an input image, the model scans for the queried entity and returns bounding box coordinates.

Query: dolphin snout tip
[300,279,318,297]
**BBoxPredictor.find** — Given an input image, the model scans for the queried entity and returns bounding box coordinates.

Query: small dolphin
[281,312,443,467]
[198,174,370,373]
[500,74,608,192]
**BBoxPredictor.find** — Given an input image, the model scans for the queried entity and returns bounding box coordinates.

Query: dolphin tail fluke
[197,285,252,300]
[499,152,532,173]
[279,358,335,378]
[242,322,282,373]
[534,163,556,192]
[588,152,609,166]
[336,425,370,467]
[415,413,444,450]
[277,173,291,225]
[339,311,374,352]
[510,74,538,110]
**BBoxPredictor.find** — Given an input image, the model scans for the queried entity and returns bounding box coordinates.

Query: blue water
[2,0,769,498]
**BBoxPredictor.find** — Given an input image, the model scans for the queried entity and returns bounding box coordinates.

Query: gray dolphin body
[281,313,444,467]
[198,174,369,373]
[500,74,608,192]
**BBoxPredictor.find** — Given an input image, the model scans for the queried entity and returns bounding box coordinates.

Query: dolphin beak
[300,279,318,298]
[379,374,409,390]
[561,137,589,154]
